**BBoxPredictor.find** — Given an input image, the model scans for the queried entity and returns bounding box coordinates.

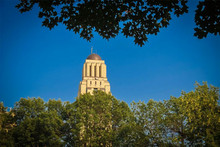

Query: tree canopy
[0,82,219,146]
[15,0,220,46]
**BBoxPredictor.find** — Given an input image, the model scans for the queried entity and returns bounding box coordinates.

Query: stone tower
[78,53,110,96]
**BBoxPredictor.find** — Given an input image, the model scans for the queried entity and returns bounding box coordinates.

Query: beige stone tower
[78,53,110,96]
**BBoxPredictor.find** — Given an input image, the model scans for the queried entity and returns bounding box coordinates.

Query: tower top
[87,53,102,60]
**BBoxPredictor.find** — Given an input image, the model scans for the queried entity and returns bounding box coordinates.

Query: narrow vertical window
[94,65,96,77]
[90,65,92,77]
[99,66,101,77]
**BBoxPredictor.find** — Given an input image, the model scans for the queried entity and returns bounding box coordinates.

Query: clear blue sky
[1,0,220,107]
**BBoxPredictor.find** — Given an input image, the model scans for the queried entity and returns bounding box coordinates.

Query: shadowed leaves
[16,0,189,46]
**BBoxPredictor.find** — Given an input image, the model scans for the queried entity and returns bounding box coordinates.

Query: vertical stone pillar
[83,64,86,78]
[91,63,95,77]
[96,64,100,77]
[86,63,91,77]
[101,64,106,78]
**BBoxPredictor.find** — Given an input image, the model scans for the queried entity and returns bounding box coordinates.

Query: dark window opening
[99,66,101,77]
[90,65,92,77]
[94,66,96,77]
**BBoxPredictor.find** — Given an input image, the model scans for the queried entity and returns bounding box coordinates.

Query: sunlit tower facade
[78,53,110,96]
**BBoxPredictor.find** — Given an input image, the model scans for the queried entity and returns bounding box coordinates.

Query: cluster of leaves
[0,82,219,146]
[0,91,133,146]
[16,0,220,46]
[131,82,220,146]
[0,103,15,146]
[194,0,220,38]
[16,0,189,46]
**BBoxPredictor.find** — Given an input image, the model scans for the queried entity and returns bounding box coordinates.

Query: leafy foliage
[0,102,15,146]
[12,98,64,146]
[165,82,220,146]
[131,100,174,146]
[0,82,219,146]
[70,91,133,146]
[163,96,188,146]
[194,0,220,38]
[180,82,220,146]
[16,0,189,46]
[16,0,220,46]
[131,82,220,146]
[74,91,113,146]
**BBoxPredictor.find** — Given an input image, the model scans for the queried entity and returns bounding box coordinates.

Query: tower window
[99,66,101,77]
[94,65,96,77]
[90,65,92,77]
[90,81,92,85]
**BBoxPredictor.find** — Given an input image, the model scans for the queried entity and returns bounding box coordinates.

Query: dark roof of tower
[87,54,102,60]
